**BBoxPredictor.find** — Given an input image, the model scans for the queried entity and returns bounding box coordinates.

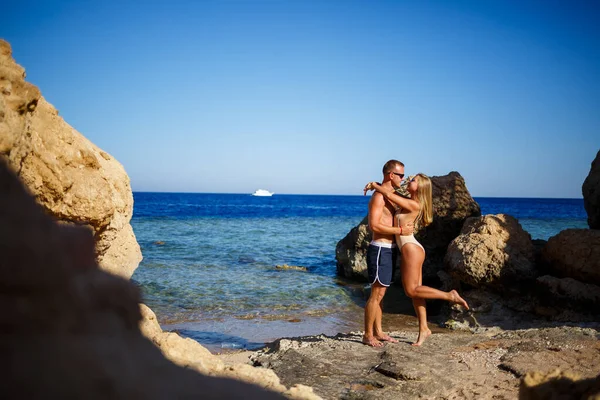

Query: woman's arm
[364,181,420,212]
[368,193,403,236]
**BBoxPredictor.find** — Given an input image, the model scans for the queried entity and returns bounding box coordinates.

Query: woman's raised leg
[401,245,469,309]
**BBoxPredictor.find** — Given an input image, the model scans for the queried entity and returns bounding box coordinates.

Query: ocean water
[130,193,587,351]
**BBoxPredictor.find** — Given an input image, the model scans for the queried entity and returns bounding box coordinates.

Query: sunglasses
[392,172,405,179]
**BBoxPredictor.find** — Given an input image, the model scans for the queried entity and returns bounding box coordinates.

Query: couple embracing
[362,159,469,347]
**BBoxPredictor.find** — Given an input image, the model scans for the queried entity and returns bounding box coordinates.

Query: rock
[532,239,547,266]
[520,369,600,400]
[500,336,600,379]
[252,327,600,399]
[583,150,600,229]
[0,157,285,399]
[0,39,141,278]
[275,264,308,271]
[417,171,482,280]
[445,214,537,290]
[536,276,600,313]
[336,172,480,281]
[139,304,225,374]
[138,304,318,397]
[335,216,371,280]
[542,229,600,286]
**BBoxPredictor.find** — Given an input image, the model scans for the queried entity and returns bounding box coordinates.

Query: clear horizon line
[131,190,584,200]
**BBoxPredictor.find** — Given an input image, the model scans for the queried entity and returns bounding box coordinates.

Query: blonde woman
[365,174,469,346]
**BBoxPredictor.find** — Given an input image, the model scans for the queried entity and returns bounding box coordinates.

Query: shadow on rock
[0,158,286,399]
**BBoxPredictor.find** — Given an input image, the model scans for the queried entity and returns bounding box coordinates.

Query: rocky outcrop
[583,150,600,229]
[0,39,141,278]
[335,216,370,279]
[139,305,320,399]
[445,214,537,290]
[542,229,600,285]
[336,172,480,281]
[445,218,600,319]
[252,327,600,400]
[418,171,482,278]
[520,369,600,400]
[0,158,287,399]
[536,276,600,312]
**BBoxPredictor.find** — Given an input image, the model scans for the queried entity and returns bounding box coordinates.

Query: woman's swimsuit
[397,234,424,253]
[395,208,425,253]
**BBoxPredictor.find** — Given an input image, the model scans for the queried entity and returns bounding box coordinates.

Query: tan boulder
[418,171,482,278]
[0,39,141,278]
[445,214,537,289]
[520,369,600,400]
[535,275,600,314]
[335,216,371,279]
[542,229,600,286]
[138,304,321,399]
[583,150,600,229]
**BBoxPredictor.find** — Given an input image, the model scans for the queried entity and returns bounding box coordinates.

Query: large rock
[0,158,285,399]
[536,275,600,313]
[138,304,320,398]
[0,39,141,278]
[335,216,370,279]
[418,171,482,279]
[583,150,600,229]
[520,369,600,400]
[336,172,480,281]
[542,229,600,286]
[445,214,537,290]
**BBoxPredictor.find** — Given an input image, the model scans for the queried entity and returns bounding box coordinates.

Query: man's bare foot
[450,290,469,310]
[412,329,431,346]
[363,335,384,347]
[374,334,399,343]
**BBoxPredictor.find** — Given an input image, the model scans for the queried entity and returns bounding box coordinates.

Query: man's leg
[363,282,387,347]
[373,288,398,342]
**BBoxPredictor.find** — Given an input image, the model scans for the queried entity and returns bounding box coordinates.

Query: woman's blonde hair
[414,173,433,228]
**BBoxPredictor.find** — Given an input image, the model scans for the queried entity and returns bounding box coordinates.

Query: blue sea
[130,193,587,351]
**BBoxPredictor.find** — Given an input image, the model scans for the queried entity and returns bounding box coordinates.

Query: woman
[365,174,469,346]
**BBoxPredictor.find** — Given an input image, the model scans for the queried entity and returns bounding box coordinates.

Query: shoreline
[159,284,456,354]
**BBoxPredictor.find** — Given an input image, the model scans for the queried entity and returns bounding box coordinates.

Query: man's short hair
[382,160,404,174]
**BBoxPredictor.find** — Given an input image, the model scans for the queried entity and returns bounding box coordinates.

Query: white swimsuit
[395,209,425,253]
[397,234,424,253]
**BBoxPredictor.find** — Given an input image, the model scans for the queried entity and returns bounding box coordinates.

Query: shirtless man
[362,159,414,347]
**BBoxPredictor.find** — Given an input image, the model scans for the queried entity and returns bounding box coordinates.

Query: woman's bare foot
[363,335,384,347]
[374,334,399,343]
[412,329,431,346]
[450,290,469,310]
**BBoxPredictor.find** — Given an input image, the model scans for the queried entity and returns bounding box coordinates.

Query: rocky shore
[252,326,600,399]
[329,150,600,398]
[2,36,599,399]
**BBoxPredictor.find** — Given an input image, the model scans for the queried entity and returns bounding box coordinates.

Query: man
[363,159,413,347]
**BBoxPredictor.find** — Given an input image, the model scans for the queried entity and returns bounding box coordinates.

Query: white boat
[252,189,274,197]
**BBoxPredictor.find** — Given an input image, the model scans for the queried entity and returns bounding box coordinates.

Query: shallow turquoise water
[132,215,366,341]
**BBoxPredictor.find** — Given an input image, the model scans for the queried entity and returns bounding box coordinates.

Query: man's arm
[368,193,403,235]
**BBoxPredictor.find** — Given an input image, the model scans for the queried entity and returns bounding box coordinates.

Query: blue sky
[3,0,599,197]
